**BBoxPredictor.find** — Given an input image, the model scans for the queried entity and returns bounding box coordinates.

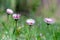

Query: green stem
[13,19,18,34]
[28,25,32,40]
[13,19,18,40]
[7,14,9,21]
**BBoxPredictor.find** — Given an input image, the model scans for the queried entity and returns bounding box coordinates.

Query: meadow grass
[0,14,60,40]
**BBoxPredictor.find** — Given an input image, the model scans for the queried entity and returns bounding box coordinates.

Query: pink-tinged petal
[6,9,13,14]
[26,19,35,25]
[13,14,21,19]
[44,18,55,24]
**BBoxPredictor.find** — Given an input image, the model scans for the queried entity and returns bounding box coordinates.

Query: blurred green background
[0,0,60,40]
[0,0,60,23]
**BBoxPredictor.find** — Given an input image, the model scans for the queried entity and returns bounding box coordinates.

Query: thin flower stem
[47,23,50,28]
[13,19,18,40]
[15,19,18,40]
[28,25,32,40]
[15,19,18,28]
[29,25,32,30]
[7,14,9,21]
[47,24,50,32]
[13,19,18,34]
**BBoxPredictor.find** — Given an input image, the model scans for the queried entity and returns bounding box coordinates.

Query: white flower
[26,19,35,25]
[6,9,13,14]
[44,18,55,24]
[12,14,21,19]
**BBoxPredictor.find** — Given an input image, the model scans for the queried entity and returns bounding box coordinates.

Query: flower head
[12,14,21,19]
[44,18,55,24]
[26,19,35,25]
[6,9,13,14]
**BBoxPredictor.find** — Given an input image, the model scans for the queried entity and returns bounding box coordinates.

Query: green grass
[0,14,60,40]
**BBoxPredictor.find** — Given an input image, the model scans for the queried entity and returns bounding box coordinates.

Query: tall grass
[0,14,60,40]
